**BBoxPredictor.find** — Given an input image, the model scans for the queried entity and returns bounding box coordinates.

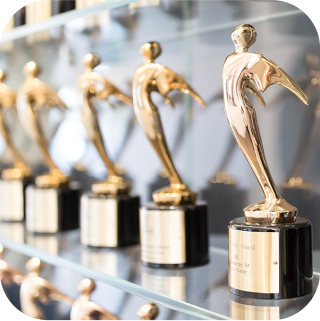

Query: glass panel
[0,224,318,320]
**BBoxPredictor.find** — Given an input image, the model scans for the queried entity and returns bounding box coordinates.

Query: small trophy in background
[0,70,33,222]
[133,42,209,268]
[20,257,73,320]
[70,278,120,320]
[77,54,140,248]
[17,61,80,234]
[223,24,312,299]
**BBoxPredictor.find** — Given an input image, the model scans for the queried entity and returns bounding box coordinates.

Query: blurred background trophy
[0,69,33,222]
[133,42,209,268]
[77,54,140,248]
[17,61,80,234]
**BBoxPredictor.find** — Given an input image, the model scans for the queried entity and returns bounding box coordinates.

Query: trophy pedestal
[201,183,247,234]
[140,202,209,268]
[80,194,140,248]
[0,177,32,222]
[26,182,80,234]
[229,217,313,299]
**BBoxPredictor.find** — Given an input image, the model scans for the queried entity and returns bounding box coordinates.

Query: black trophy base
[229,217,313,299]
[0,176,33,222]
[140,202,209,269]
[81,194,140,248]
[26,182,80,234]
[201,182,248,234]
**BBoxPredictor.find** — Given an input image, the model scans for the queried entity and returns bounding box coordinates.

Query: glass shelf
[0,223,318,320]
[1,0,137,43]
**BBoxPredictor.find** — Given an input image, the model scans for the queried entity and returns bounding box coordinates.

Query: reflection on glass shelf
[0,223,318,320]
[0,0,137,43]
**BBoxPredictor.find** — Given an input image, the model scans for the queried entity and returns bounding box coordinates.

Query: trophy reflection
[20,257,73,319]
[70,278,119,320]
[77,54,140,248]
[0,69,33,222]
[133,42,209,268]
[17,61,80,234]
[223,24,312,299]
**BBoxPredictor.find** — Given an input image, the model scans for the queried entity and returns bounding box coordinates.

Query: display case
[0,1,319,320]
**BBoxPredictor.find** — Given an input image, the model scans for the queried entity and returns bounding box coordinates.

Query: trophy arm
[80,86,116,176]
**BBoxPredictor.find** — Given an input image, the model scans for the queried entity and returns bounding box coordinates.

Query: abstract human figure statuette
[133,42,209,268]
[0,70,33,221]
[137,303,159,320]
[70,278,119,320]
[20,257,73,319]
[78,54,140,248]
[17,61,80,234]
[223,24,309,224]
[224,24,313,300]
[133,41,206,206]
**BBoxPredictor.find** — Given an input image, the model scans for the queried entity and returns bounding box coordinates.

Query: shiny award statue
[70,278,119,320]
[17,61,80,234]
[223,24,313,299]
[77,54,140,248]
[20,257,73,319]
[0,70,33,222]
[133,42,209,268]
[137,303,159,320]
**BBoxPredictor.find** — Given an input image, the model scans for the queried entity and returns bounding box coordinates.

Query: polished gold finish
[20,257,73,319]
[229,228,280,294]
[77,54,133,195]
[137,303,159,320]
[0,70,32,180]
[133,42,206,206]
[70,278,119,320]
[17,61,69,188]
[0,244,25,286]
[223,24,309,224]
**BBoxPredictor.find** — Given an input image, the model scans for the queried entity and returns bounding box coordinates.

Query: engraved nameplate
[0,179,24,221]
[81,196,118,247]
[26,187,58,233]
[229,228,280,294]
[140,208,186,264]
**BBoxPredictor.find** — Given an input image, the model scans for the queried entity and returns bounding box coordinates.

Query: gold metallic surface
[222,24,309,224]
[133,42,206,206]
[137,303,159,320]
[0,244,25,286]
[77,54,132,195]
[0,70,32,180]
[20,257,73,319]
[70,278,119,320]
[17,61,69,188]
[229,228,280,294]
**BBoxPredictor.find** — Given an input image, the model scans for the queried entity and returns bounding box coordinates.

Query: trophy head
[140,42,162,63]
[231,24,256,52]
[82,54,100,72]
[23,61,40,78]
[137,303,159,320]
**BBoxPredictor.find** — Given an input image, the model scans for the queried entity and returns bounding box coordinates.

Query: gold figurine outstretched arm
[70,278,119,320]
[77,54,133,195]
[16,61,69,187]
[222,24,309,224]
[133,42,206,206]
[20,257,73,320]
[0,70,32,180]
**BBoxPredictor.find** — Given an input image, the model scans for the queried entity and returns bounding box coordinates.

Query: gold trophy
[77,54,140,248]
[133,42,209,268]
[137,303,159,320]
[20,257,73,319]
[17,61,80,234]
[0,70,33,222]
[223,24,313,299]
[70,278,120,320]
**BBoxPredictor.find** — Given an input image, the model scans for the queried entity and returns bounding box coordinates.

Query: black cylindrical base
[81,194,140,248]
[140,202,209,269]
[229,217,313,299]
[26,182,80,234]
